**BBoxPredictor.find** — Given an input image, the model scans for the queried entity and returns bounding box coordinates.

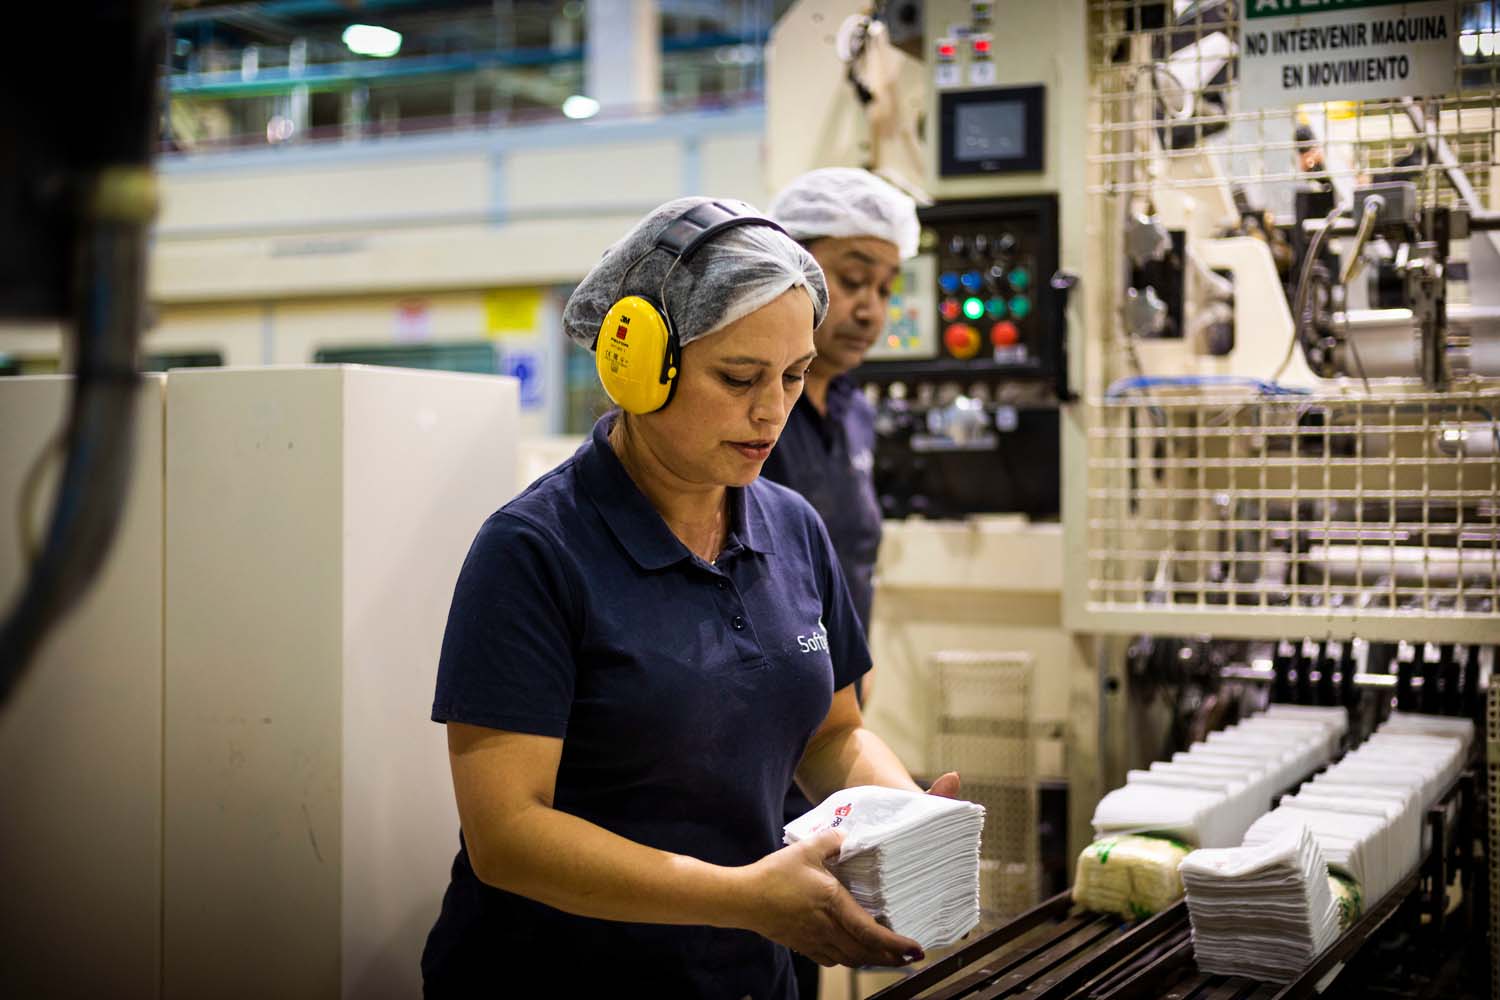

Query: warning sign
[1239,0,1457,111]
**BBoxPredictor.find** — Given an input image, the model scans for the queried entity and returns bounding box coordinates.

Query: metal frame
[868,760,1480,999]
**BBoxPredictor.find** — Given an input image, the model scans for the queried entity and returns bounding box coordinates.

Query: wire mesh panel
[1079,0,1500,639]
[1086,385,1500,637]
[1088,0,1500,216]
[928,651,1037,919]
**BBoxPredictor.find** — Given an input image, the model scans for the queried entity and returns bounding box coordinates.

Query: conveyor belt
[871,763,1478,1000]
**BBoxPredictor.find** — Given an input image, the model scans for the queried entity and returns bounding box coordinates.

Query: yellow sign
[484,287,544,338]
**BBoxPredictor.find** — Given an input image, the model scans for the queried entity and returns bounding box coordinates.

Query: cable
[1339,195,1383,286]
[1273,203,1347,385]
[17,431,64,565]
[0,0,163,703]
[0,205,150,702]
[1106,374,1311,399]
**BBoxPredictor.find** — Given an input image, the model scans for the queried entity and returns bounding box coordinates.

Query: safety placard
[1239,0,1457,111]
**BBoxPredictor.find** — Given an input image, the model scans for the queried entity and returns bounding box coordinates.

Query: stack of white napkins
[1090,710,1345,849]
[1381,712,1475,756]
[1264,704,1351,742]
[1180,824,1342,982]
[1239,711,1470,910]
[784,786,986,951]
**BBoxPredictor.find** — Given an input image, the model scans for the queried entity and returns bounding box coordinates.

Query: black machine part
[0,2,164,702]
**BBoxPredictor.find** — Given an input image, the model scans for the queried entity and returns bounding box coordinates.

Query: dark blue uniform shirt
[759,376,882,634]
[760,376,883,825]
[424,414,871,999]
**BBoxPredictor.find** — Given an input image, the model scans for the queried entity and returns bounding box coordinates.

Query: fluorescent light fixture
[343,24,402,58]
[1481,30,1497,57]
[1458,31,1478,57]
[562,95,600,119]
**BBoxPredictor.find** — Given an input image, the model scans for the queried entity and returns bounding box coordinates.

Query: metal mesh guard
[929,651,1037,919]
[1082,0,1500,639]
[1086,385,1500,637]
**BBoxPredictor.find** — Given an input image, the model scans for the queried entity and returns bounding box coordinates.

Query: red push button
[944,323,981,360]
[990,320,1019,347]
[940,299,961,321]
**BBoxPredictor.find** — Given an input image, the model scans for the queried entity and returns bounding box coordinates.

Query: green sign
[1247,0,1432,18]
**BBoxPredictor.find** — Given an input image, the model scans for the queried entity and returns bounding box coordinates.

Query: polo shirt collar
[576,414,775,570]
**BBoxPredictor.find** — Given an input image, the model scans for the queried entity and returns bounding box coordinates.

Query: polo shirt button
[731,615,745,631]
[716,579,728,591]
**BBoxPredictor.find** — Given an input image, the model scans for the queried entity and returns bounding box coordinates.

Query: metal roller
[1331,304,1500,378]
[1437,422,1500,457]
[1305,544,1500,586]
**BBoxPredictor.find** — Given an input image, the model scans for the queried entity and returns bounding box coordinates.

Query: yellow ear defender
[593,200,789,415]
[595,294,680,415]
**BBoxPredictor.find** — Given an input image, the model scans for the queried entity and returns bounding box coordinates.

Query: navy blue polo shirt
[760,376,882,827]
[760,375,882,636]
[423,414,871,999]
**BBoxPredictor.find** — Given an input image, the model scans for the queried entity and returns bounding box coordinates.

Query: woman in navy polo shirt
[423,196,957,998]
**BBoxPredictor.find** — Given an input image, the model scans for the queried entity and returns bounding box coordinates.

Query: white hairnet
[562,196,829,352]
[768,168,921,259]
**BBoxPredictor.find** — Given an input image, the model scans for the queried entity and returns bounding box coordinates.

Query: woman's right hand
[737,829,925,969]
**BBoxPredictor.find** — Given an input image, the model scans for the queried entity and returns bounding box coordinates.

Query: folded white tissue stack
[1180,824,1342,982]
[1241,712,1471,908]
[784,786,986,952]
[1090,708,1345,849]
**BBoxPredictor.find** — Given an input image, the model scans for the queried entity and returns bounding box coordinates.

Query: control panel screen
[954,101,1025,162]
[939,85,1044,176]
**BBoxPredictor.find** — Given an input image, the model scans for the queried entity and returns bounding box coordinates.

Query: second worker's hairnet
[562,196,829,351]
[768,168,921,259]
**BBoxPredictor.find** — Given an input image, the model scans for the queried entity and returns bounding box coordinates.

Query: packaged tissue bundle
[1328,873,1362,930]
[1071,834,1189,919]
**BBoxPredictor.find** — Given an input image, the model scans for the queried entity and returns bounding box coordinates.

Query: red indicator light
[990,321,1019,347]
[973,38,991,54]
[937,43,956,58]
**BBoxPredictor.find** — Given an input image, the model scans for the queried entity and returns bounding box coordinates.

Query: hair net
[562,196,829,352]
[768,167,921,260]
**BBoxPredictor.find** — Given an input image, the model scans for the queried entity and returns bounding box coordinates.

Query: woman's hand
[738,829,924,969]
[927,772,961,799]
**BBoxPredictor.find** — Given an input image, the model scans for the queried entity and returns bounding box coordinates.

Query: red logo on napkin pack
[831,803,852,828]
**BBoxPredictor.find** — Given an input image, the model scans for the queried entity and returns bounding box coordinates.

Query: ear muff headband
[593,201,789,415]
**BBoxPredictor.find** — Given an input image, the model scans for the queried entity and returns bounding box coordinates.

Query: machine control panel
[918,195,1058,376]
[855,195,1065,519]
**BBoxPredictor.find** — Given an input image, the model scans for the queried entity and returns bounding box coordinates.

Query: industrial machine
[775,0,1497,993]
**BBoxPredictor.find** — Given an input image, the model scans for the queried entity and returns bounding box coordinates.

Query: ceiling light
[562,95,600,120]
[343,24,402,58]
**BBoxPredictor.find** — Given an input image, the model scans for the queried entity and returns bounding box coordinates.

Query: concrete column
[586,0,660,116]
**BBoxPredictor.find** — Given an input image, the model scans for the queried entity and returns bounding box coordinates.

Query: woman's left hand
[927,772,961,799]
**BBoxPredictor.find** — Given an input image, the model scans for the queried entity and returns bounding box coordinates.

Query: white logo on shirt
[851,449,873,473]
[797,618,830,654]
